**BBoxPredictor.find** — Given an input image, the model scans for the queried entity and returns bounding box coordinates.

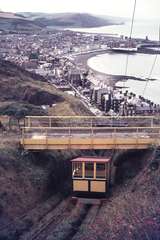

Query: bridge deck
[21,116,160,150]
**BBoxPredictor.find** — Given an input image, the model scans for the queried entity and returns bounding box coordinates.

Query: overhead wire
[142,25,160,96]
[124,0,137,84]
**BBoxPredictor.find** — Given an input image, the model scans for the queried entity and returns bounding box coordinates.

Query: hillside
[29,13,118,28]
[0,60,91,118]
[0,12,24,19]
[0,11,41,31]
[0,11,124,31]
[0,59,93,238]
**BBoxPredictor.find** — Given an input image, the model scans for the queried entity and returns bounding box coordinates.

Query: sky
[0,0,160,19]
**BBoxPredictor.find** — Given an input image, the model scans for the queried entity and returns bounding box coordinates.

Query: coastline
[72,50,149,87]
[72,50,116,86]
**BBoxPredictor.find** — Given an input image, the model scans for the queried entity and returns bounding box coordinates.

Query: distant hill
[19,12,124,28]
[0,11,125,32]
[97,14,126,25]
[0,11,41,31]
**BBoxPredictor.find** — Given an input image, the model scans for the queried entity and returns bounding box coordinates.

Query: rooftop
[71,157,111,163]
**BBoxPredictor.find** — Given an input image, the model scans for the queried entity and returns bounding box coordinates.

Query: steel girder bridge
[20,116,160,150]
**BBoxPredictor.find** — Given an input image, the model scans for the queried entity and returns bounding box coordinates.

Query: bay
[69,19,160,41]
[88,52,160,104]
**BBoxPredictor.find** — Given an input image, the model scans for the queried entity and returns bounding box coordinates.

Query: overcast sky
[0,0,160,19]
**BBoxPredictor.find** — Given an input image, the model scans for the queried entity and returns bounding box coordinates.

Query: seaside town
[1,1,160,239]
[0,29,160,116]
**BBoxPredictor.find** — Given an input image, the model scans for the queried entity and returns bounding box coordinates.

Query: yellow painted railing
[20,116,160,150]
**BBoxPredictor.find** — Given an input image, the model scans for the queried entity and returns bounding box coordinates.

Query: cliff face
[0,60,63,104]
[0,60,91,117]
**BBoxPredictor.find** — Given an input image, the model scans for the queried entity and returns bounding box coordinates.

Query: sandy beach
[72,50,146,87]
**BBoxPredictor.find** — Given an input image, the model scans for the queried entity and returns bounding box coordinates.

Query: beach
[72,50,149,87]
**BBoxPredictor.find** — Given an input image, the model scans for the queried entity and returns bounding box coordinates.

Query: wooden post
[49,117,52,128]
[82,162,85,179]
[46,128,48,149]
[68,126,71,149]
[28,117,31,128]
[136,127,139,146]
[91,119,94,148]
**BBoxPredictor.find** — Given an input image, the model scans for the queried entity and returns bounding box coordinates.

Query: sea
[70,19,160,104]
[70,19,160,41]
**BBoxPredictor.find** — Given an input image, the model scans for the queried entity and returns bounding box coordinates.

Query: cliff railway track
[0,194,62,237]
[19,197,96,240]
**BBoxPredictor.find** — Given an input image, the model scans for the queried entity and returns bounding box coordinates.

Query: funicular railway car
[71,157,111,203]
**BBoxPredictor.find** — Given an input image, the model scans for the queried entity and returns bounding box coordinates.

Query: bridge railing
[24,116,160,129]
[21,126,160,141]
